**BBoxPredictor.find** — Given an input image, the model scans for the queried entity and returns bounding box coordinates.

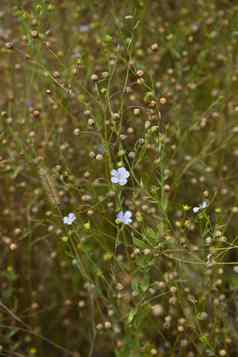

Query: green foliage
[0,0,238,356]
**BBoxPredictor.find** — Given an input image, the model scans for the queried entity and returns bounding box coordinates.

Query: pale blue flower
[116,210,133,225]
[192,201,208,213]
[111,167,130,186]
[63,212,76,225]
[79,24,90,33]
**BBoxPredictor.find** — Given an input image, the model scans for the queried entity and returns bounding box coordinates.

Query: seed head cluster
[0,1,238,356]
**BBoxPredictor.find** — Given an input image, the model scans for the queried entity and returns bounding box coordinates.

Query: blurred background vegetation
[0,0,238,356]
